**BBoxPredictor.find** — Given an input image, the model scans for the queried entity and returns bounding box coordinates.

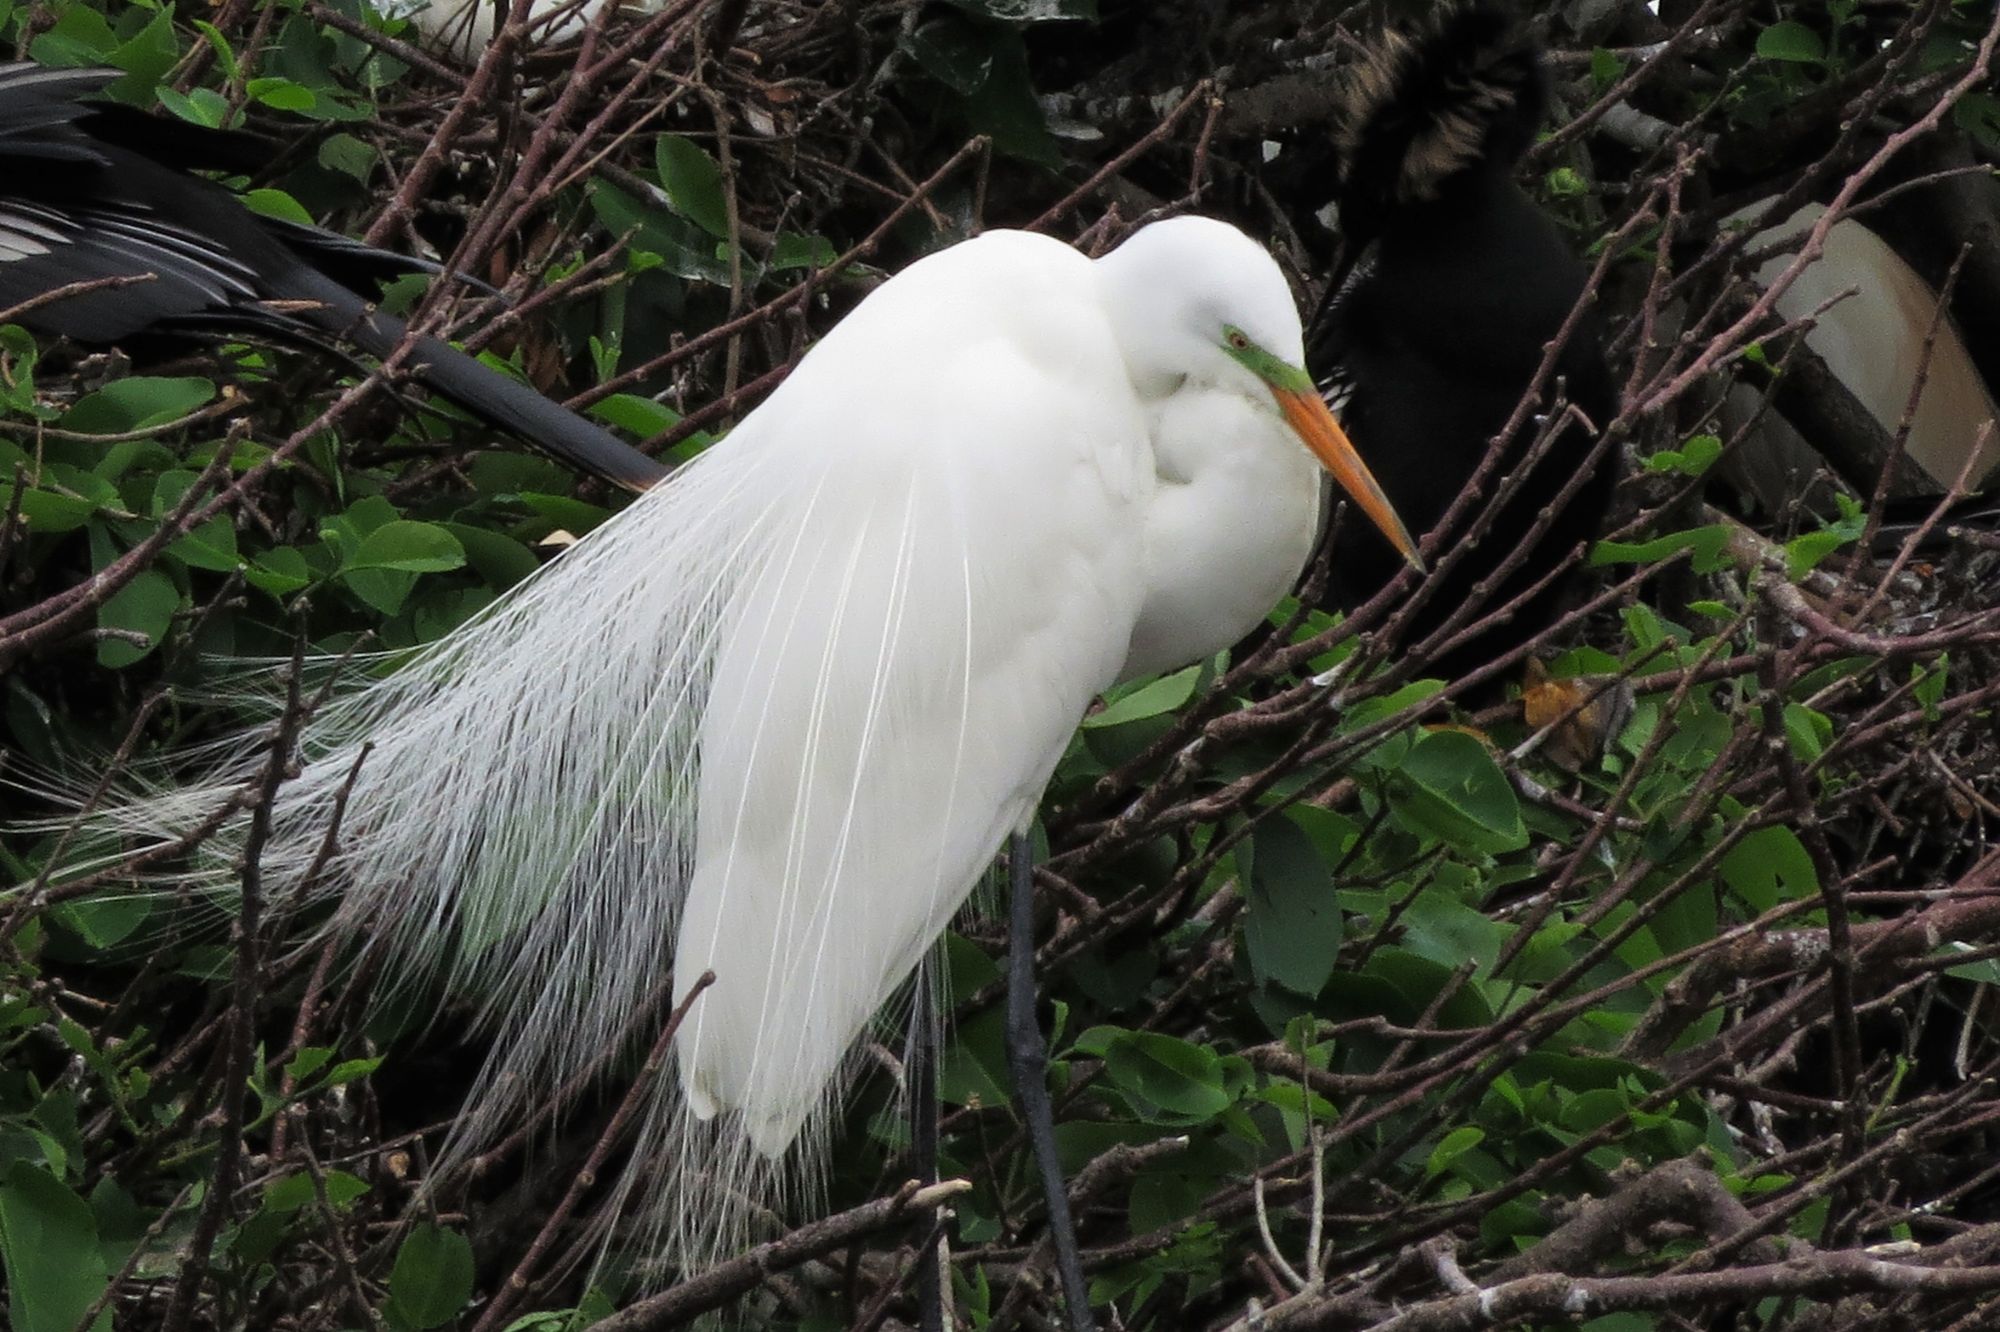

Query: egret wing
[672,233,1153,1158]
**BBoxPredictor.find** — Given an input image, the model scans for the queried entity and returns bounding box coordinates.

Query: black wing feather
[0,61,667,493]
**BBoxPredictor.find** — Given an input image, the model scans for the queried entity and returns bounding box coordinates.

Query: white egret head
[1097,215,1423,567]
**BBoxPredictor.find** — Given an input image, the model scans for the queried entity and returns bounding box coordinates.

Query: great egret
[52,209,1419,1326]
[1306,2,1618,680]
[0,63,668,494]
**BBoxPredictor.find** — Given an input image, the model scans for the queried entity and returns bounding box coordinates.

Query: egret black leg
[912,977,945,1332]
[1004,831,1098,1332]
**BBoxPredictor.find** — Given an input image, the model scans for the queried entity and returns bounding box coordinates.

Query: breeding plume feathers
[47,228,1150,1275]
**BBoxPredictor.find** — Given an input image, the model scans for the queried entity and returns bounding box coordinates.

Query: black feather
[0,62,667,494]
[1308,3,1619,684]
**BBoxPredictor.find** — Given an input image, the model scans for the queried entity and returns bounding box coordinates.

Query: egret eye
[1225,329,1251,351]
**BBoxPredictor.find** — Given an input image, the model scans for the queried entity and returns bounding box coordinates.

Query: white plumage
[397,0,659,57]
[674,231,1152,1153]
[59,216,1416,1271]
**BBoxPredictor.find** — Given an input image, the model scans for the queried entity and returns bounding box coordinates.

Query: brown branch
[590,1179,975,1331]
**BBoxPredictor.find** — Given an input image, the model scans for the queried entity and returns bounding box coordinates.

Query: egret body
[62,215,1416,1281]
[672,220,1407,1153]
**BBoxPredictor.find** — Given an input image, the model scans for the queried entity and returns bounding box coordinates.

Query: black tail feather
[284,266,671,494]
[0,61,667,495]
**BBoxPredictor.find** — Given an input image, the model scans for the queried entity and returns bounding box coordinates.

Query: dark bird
[1308,2,1619,683]
[0,63,669,494]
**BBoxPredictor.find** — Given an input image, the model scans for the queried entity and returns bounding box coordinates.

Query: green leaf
[586,181,730,284]
[317,132,378,181]
[1544,166,1586,198]
[169,515,241,572]
[0,1162,112,1332]
[1094,1030,1234,1121]
[939,1009,1012,1109]
[324,1057,383,1086]
[1786,500,1866,579]
[1242,811,1342,996]
[1398,885,1510,973]
[388,1224,475,1330]
[247,547,313,598]
[768,232,839,271]
[97,570,179,668]
[105,6,181,96]
[1387,730,1527,856]
[903,16,1058,164]
[259,1174,317,1216]
[287,1047,335,1083]
[1943,944,2000,985]
[345,521,466,575]
[0,484,97,534]
[1589,47,1625,90]
[342,568,419,617]
[338,516,470,616]
[156,85,231,129]
[654,135,730,238]
[942,930,1003,1004]
[246,76,316,112]
[264,1170,369,1214]
[1756,20,1826,63]
[1589,525,1731,574]
[587,393,677,439]
[51,896,151,949]
[190,19,242,87]
[1643,434,1722,477]
[1913,655,1947,720]
[1719,826,1818,911]
[1084,665,1200,729]
[63,377,215,435]
[957,28,1060,166]
[240,188,316,226]
[1579,1315,1662,1332]
[327,495,403,544]
[1781,703,1831,762]
[442,524,539,591]
[514,492,612,533]
[28,6,119,68]
[34,5,179,101]
[1426,1126,1487,1178]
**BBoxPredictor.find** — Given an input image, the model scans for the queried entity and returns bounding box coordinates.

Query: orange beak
[1273,386,1424,570]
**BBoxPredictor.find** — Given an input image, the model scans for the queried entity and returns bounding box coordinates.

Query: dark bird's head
[1331,2,1546,238]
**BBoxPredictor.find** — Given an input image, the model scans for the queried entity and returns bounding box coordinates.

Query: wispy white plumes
[55,229,1159,1275]
[63,431,782,1266]
[46,217,1349,1279]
